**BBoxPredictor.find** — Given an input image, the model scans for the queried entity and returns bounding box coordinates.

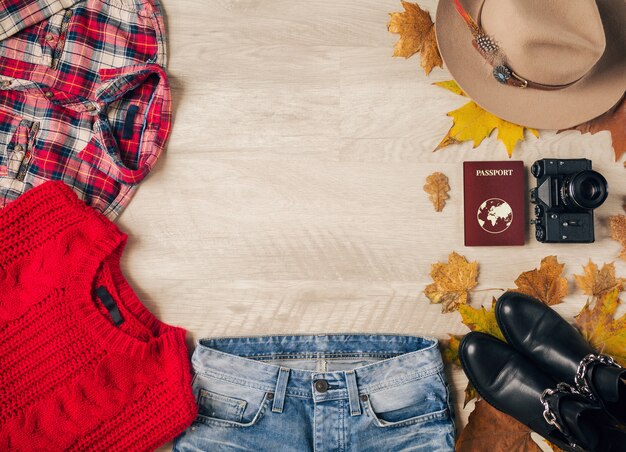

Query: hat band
[453,0,581,91]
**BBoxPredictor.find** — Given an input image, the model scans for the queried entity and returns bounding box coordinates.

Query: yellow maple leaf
[388,1,443,75]
[424,251,479,313]
[459,301,505,342]
[433,80,539,157]
[423,171,450,212]
[513,256,568,306]
[575,289,626,366]
[574,260,625,298]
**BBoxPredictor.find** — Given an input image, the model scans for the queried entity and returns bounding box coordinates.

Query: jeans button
[314,379,329,393]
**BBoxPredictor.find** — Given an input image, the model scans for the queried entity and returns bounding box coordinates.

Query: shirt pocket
[193,373,271,428]
[364,371,451,428]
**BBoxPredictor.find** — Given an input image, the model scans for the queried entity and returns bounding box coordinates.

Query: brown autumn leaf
[513,256,568,306]
[424,251,479,313]
[424,172,450,212]
[575,289,626,367]
[559,95,625,162]
[609,215,626,261]
[574,260,625,298]
[456,400,542,452]
[388,1,443,75]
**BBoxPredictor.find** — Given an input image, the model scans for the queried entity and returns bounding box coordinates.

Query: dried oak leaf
[559,95,625,161]
[575,289,626,367]
[574,260,625,298]
[388,1,443,75]
[456,400,542,452]
[609,215,626,261]
[424,172,450,212]
[433,80,539,157]
[425,251,479,313]
[513,256,568,306]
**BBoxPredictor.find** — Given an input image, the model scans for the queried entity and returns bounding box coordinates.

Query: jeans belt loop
[345,370,362,416]
[272,367,290,413]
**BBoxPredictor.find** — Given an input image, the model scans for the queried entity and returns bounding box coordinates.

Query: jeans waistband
[192,334,444,401]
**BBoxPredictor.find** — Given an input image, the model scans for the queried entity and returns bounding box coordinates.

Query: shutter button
[314,379,329,393]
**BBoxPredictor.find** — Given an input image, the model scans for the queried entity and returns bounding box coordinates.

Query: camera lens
[530,161,543,178]
[564,170,608,210]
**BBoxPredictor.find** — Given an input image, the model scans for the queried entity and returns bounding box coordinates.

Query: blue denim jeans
[173,334,455,451]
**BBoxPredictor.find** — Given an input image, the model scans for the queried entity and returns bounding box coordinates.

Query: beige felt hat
[435,0,626,129]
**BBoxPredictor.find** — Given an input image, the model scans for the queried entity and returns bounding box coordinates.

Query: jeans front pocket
[193,373,271,428]
[198,389,247,423]
[364,371,451,428]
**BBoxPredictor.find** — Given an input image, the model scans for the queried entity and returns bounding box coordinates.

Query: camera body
[530,158,608,243]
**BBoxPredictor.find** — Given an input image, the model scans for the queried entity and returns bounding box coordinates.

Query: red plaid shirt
[0,0,170,218]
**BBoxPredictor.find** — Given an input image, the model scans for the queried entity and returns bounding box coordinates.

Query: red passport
[463,161,525,246]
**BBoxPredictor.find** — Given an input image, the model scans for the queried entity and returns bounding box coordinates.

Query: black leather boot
[495,291,626,425]
[459,332,626,452]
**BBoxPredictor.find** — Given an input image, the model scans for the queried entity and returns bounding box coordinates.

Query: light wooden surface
[120,0,626,449]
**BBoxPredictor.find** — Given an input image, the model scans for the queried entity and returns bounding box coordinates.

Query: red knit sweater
[0,181,197,451]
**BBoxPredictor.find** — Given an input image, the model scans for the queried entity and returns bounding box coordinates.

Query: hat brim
[435,0,626,129]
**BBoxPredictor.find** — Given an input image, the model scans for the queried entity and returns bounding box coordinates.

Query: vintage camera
[530,158,608,243]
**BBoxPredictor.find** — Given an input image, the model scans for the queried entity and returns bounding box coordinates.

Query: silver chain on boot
[574,353,621,397]
[540,382,580,433]
[540,383,587,450]
[538,353,623,451]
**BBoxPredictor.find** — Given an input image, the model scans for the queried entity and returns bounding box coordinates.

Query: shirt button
[1,80,11,88]
[14,144,23,152]
[44,91,54,99]
[314,379,329,393]
[86,105,97,112]
[45,33,55,41]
